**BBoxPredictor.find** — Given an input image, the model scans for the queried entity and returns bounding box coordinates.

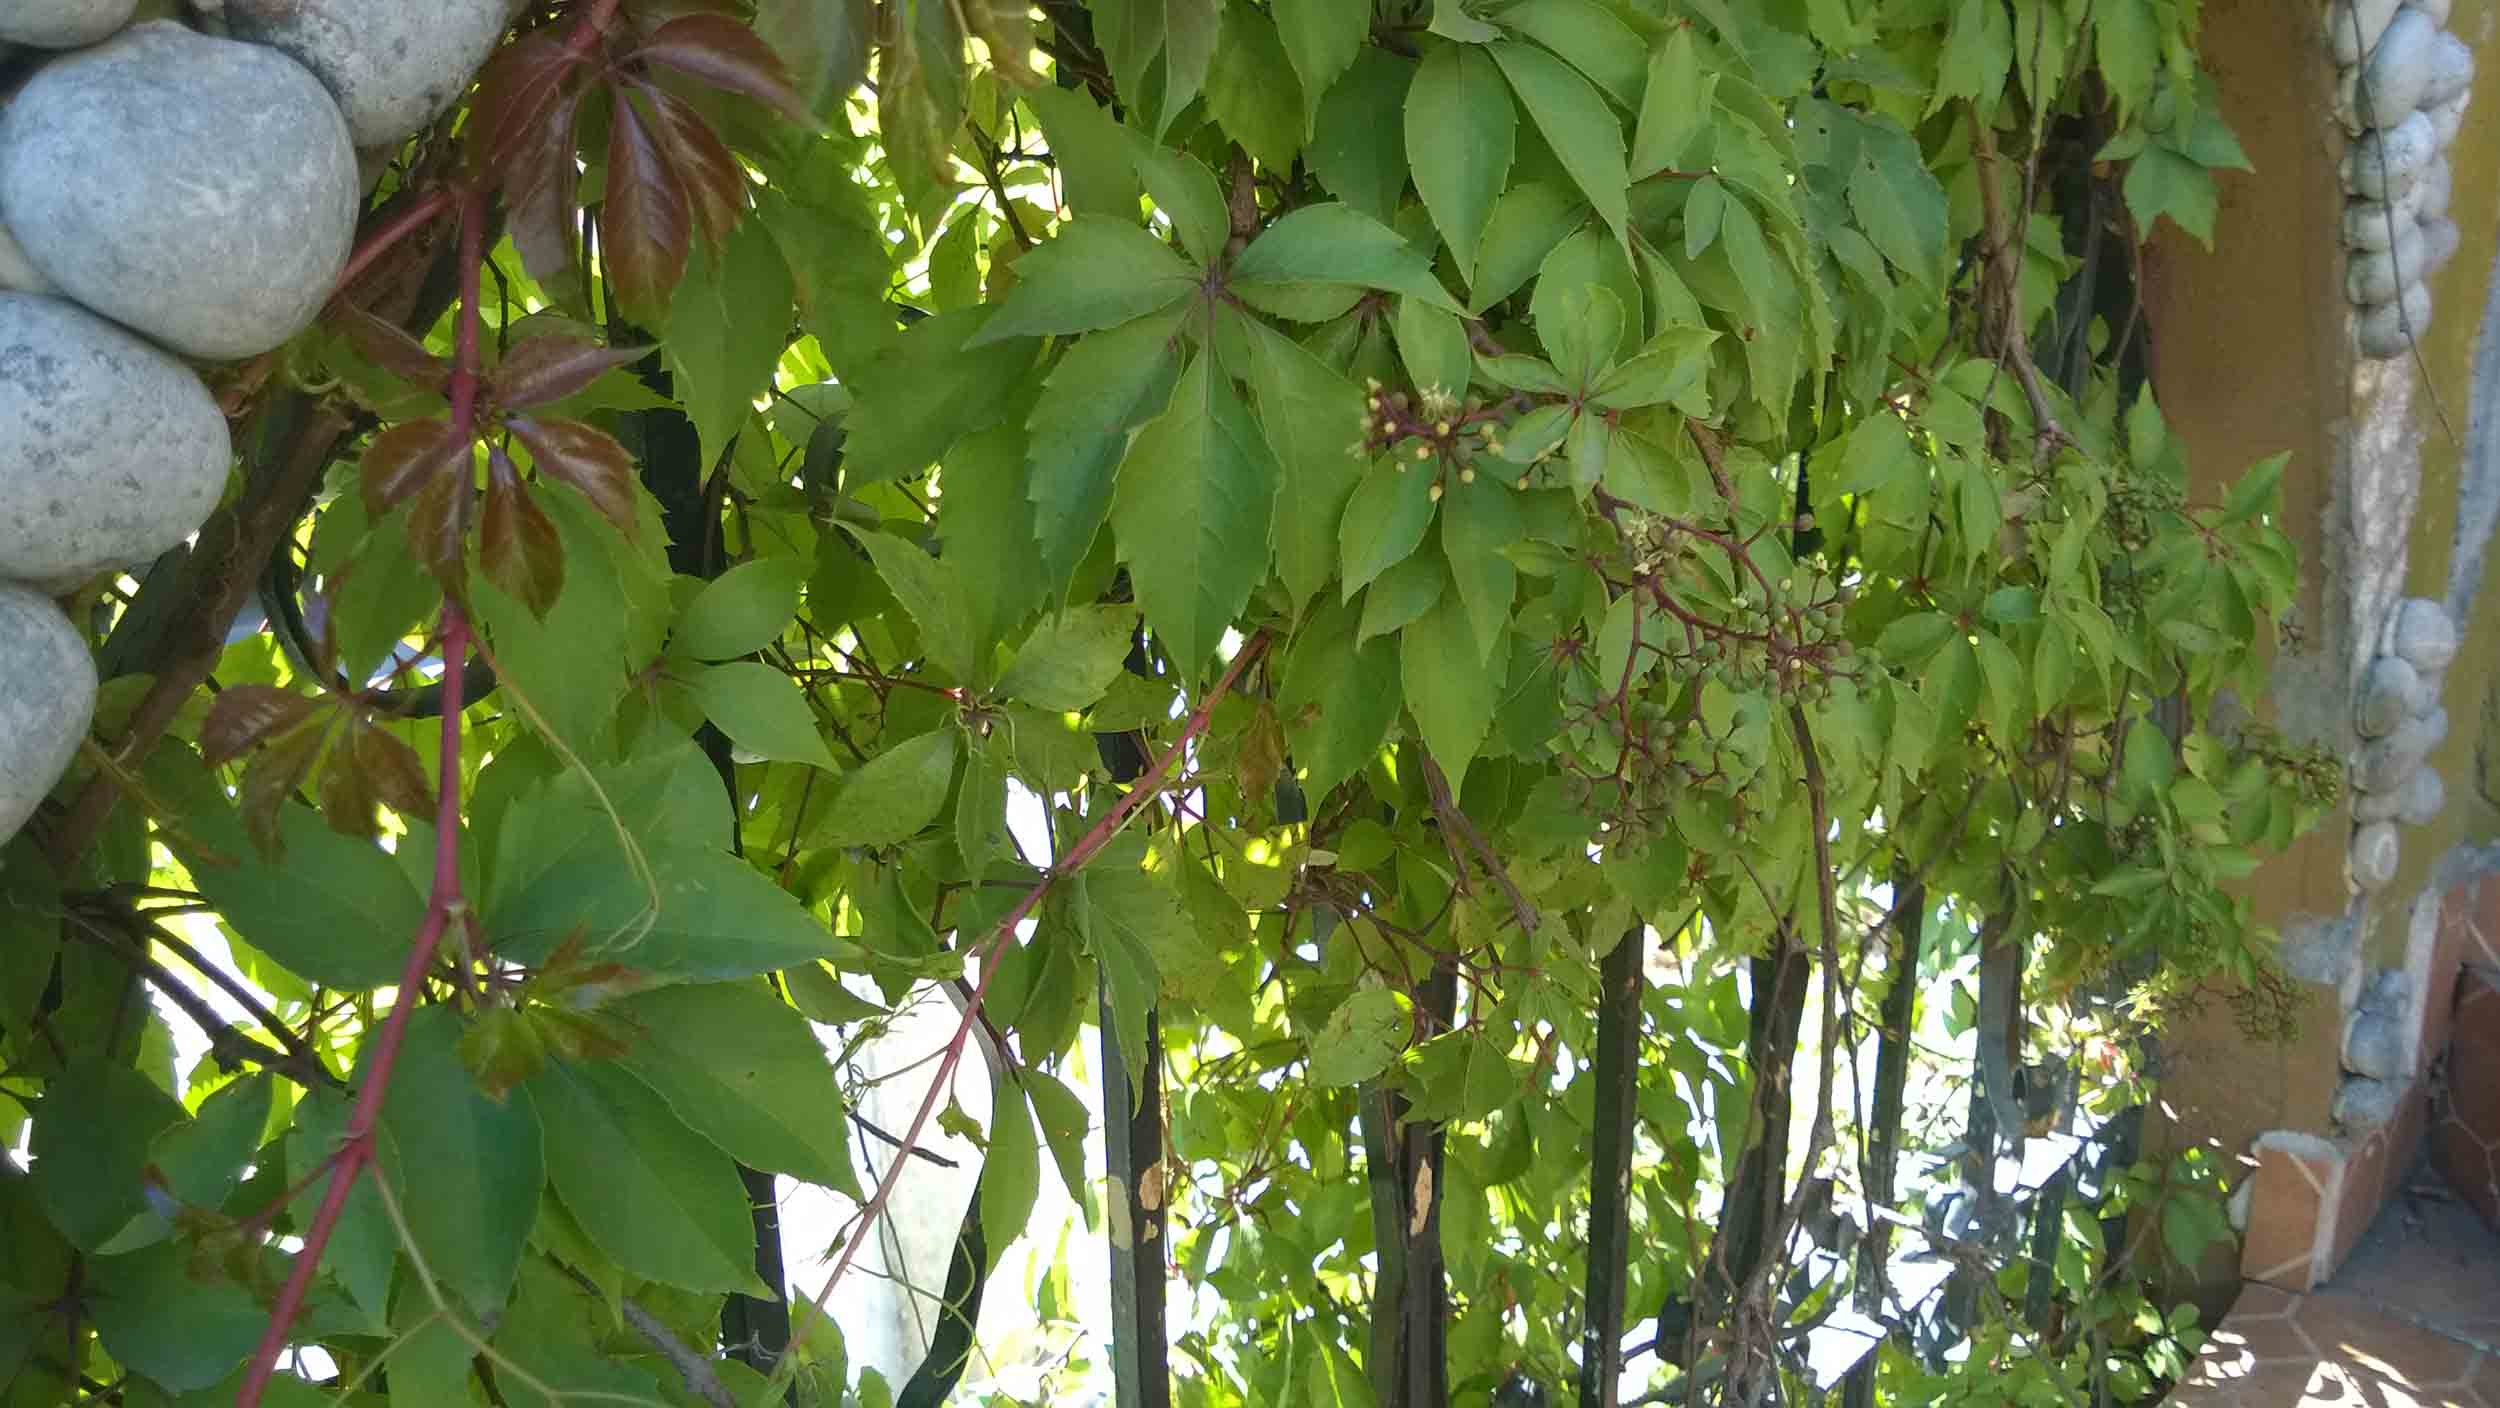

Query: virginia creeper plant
[0,1,2335,1405]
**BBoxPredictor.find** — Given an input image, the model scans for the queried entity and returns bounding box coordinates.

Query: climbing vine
[0,0,2335,1405]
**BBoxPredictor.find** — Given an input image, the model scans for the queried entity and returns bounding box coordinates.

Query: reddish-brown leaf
[315,731,383,840]
[631,14,811,120]
[634,79,747,246]
[481,445,564,616]
[507,415,638,533]
[201,686,321,766]
[604,88,692,321]
[333,305,450,389]
[238,722,326,859]
[362,419,474,519]
[488,334,649,411]
[466,32,586,175]
[502,85,586,286]
[350,718,434,820]
[403,453,475,592]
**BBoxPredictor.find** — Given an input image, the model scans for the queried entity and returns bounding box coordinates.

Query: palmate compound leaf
[1110,348,1278,672]
[997,604,1141,711]
[1488,40,1630,247]
[1231,203,1464,315]
[1235,313,1366,611]
[611,981,859,1196]
[1406,43,1515,274]
[1026,305,1190,593]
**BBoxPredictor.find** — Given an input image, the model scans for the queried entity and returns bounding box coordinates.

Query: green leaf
[971,217,1199,344]
[1111,349,1278,670]
[89,1241,263,1392]
[2121,144,2222,247]
[1401,589,1504,791]
[1275,0,1369,127]
[614,982,859,1196]
[1406,44,1515,273]
[672,556,811,662]
[1076,856,1174,1094]
[1430,0,1502,42]
[936,417,1048,651]
[999,605,1141,710]
[1203,4,1306,170]
[1238,317,1366,610]
[956,730,1012,873]
[1027,306,1189,593]
[529,1059,763,1295]
[1338,459,1437,595]
[31,1064,184,1251]
[1309,988,1409,1085]
[1357,550,1447,642]
[1022,84,1145,220]
[1590,327,1719,412]
[172,800,426,991]
[1846,137,1949,288]
[1489,41,1629,246]
[755,0,871,119]
[1308,48,1417,224]
[374,1007,544,1315]
[1137,147,1230,267]
[663,218,796,470]
[1234,203,1462,313]
[849,528,981,683]
[1631,27,1713,178]
[1469,181,1583,311]
[1023,1069,1094,1214]
[844,307,1041,482]
[977,1075,1042,1272]
[689,662,838,770]
[1278,597,1402,801]
[1501,0,1645,105]
[150,1072,272,1210]
[1393,295,1473,399]
[816,728,962,849]
[1441,477,1521,664]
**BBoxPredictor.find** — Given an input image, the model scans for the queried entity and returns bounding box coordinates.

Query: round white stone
[223,0,509,149]
[2396,765,2445,825]
[0,0,137,47]
[2355,655,2420,738]
[2342,187,2424,250]
[2406,0,2454,25]
[2342,111,2438,199]
[2354,7,2440,127]
[2419,215,2460,274]
[2418,32,2474,110]
[0,293,230,586]
[2415,156,2454,220]
[0,581,97,846]
[2430,90,2469,144]
[2350,820,2402,890]
[2355,279,2434,358]
[0,21,358,360]
[2392,595,2459,671]
[2347,222,2427,304]
[2328,0,2406,66]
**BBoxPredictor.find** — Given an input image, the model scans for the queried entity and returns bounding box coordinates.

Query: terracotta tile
[2239,1282,2306,1320]
[2332,1111,2411,1278]
[2299,1293,2483,1389]
[2245,1134,2343,1290]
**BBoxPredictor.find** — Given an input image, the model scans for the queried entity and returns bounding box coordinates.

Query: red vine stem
[236,187,486,1408]
[766,631,1273,1390]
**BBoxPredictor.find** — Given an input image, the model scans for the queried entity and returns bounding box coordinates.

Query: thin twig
[1416,750,1540,938]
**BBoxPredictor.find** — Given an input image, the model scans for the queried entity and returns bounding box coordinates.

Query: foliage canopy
[1,0,2337,1405]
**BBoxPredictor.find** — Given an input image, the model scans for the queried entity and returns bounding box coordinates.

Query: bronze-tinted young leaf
[481,445,565,617]
[466,31,586,174]
[333,305,450,390]
[200,685,321,766]
[361,419,473,519]
[502,84,587,285]
[605,87,694,320]
[489,335,649,411]
[631,14,811,120]
[634,79,747,246]
[237,722,326,860]
[315,730,383,839]
[507,415,638,532]
[350,717,434,820]
[459,1006,550,1101]
[403,452,475,591]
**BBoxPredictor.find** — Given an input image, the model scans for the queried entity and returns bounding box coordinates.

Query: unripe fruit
[0,22,358,360]
[225,0,511,148]
[0,293,231,588]
[0,581,96,846]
